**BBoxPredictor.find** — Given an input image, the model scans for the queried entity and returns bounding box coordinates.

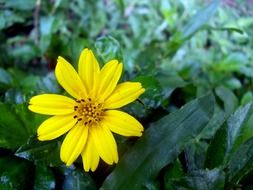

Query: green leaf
[182,0,220,39]
[199,105,225,139]
[15,103,46,134]
[62,169,96,190]
[228,137,253,183]
[215,86,238,117]
[5,0,36,10]
[37,72,61,93]
[184,141,209,171]
[226,103,253,156]
[0,10,25,29]
[0,103,30,149]
[101,94,214,190]
[174,168,225,190]
[0,156,33,190]
[15,136,62,166]
[164,159,184,190]
[95,36,123,64]
[69,37,89,67]
[34,165,55,190]
[158,73,187,99]
[10,43,39,64]
[4,89,25,104]
[214,53,248,73]
[166,0,220,57]
[0,68,13,88]
[134,76,163,108]
[224,78,242,90]
[205,125,227,169]
[143,181,161,190]
[241,92,253,106]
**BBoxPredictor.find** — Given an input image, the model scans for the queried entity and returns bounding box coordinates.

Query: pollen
[73,98,104,125]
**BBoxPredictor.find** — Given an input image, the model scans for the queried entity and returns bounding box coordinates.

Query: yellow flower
[28,48,145,172]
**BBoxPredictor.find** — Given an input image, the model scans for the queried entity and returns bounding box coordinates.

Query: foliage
[1,0,253,189]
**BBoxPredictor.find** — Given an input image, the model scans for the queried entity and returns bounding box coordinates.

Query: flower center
[73,98,104,125]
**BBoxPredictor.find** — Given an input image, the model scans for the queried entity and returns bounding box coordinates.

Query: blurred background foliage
[1,0,253,189]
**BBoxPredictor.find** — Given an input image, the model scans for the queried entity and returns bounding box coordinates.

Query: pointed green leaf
[241,92,253,106]
[226,103,253,156]
[205,125,227,169]
[228,137,253,183]
[15,136,62,166]
[166,0,220,57]
[199,105,226,139]
[182,0,220,39]
[215,86,238,117]
[101,94,214,190]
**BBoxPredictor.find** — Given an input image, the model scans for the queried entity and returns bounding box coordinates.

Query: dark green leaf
[0,103,30,149]
[62,168,96,190]
[34,165,55,190]
[15,136,62,166]
[0,156,33,190]
[164,159,184,190]
[0,68,13,87]
[143,181,161,190]
[199,104,225,139]
[15,103,46,134]
[185,141,208,171]
[228,137,253,183]
[101,94,214,190]
[174,168,225,190]
[205,125,227,169]
[158,73,187,99]
[134,76,163,108]
[10,43,39,64]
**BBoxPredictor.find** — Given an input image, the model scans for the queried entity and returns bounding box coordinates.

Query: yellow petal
[81,135,100,172]
[60,124,88,166]
[102,110,144,137]
[90,124,118,165]
[104,82,145,109]
[78,48,100,93]
[95,60,122,101]
[37,114,76,141]
[29,94,75,115]
[55,56,87,99]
